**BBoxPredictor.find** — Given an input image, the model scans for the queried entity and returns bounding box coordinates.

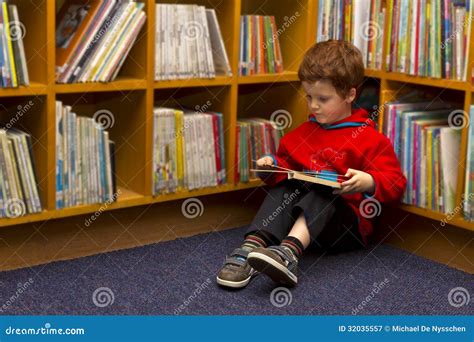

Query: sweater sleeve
[362,135,407,204]
[257,136,294,186]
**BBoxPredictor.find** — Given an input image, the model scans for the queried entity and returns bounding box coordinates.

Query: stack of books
[235,118,283,183]
[152,107,226,195]
[55,0,146,83]
[383,100,462,213]
[316,0,386,69]
[155,4,232,80]
[0,1,29,87]
[386,0,472,80]
[0,127,41,218]
[55,101,116,209]
[464,106,474,221]
[239,15,284,76]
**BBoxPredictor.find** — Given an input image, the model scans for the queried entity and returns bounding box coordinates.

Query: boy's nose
[311,102,320,111]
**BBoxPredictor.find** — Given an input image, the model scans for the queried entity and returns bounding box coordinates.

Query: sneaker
[247,246,298,286]
[216,247,258,288]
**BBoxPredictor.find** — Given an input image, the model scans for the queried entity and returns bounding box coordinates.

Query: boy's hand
[332,168,375,195]
[256,156,274,168]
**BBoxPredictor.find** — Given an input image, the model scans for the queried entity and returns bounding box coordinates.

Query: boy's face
[302,80,356,125]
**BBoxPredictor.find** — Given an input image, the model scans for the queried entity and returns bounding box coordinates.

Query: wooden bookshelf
[0,0,473,235]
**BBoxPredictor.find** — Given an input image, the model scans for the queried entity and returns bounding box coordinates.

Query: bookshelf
[0,0,473,236]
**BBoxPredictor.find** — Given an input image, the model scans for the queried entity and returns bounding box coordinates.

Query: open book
[251,168,344,189]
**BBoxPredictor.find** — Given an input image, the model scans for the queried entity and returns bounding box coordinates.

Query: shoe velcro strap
[268,246,293,264]
[224,248,250,267]
[224,256,246,267]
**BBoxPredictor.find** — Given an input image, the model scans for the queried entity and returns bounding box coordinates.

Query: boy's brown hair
[298,40,365,98]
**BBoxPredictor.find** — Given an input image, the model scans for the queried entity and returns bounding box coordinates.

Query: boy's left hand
[332,168,375,195]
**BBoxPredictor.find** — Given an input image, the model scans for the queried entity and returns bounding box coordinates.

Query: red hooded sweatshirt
[259,108,407,244]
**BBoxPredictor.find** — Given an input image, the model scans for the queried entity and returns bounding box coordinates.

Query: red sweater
[259,108,407,244]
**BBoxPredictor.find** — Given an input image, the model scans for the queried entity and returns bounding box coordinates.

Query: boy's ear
[346,88,357,103]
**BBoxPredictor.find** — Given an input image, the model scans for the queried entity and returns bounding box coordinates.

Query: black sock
[241,230,279,251]
[280,236,305,259]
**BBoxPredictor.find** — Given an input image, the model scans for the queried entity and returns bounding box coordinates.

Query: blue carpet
[0,225,472,315]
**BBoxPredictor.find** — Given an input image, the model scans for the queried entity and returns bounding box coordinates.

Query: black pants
[245,180,365,254]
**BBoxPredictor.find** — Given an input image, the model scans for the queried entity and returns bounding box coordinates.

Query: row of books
[317,0,386,70]
[386,0,472,80]
[239,15,284,76]
[155,4,232,80]
[317,0,472,80]
[464,106,474,221]
[55,102,116,209]
[56,0,146,83]
[235,118,283,183]
[0,128,41,218]
[152,107,226,195]
[383,100,461,213]
[0,1,29,87]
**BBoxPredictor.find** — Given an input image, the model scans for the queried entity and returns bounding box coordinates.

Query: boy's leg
[217,180,309,288]
[244,179,311,241]
[313,202,364,254]
[247,212,308,287]
[248,184,363,286]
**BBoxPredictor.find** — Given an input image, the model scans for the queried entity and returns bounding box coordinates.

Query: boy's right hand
[256,156,274,169]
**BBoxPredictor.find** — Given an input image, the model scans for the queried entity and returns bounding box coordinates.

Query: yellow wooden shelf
[1,0,474,235]
[364,69,384,78]
[0,82,48,97]
[0,187,148,228]
[55,77,147,93]
[238,71,299,84]
[0,180,267,228]
[150,179,264,203]
[383,71,468,91]
[154,76,233,89]
[400,204,474,232]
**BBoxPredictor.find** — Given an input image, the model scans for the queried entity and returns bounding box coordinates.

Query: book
[239,15,284,76]
[0,127,42,218]
[155,4,231,81]
[235,117,283,183]
[317,0,386,69]
[152,107,226,194]
[55,101,116,208]
[56,0,146,83]
[56,0,103,75]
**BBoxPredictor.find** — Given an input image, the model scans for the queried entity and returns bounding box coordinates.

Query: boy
[216,40,406,288]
